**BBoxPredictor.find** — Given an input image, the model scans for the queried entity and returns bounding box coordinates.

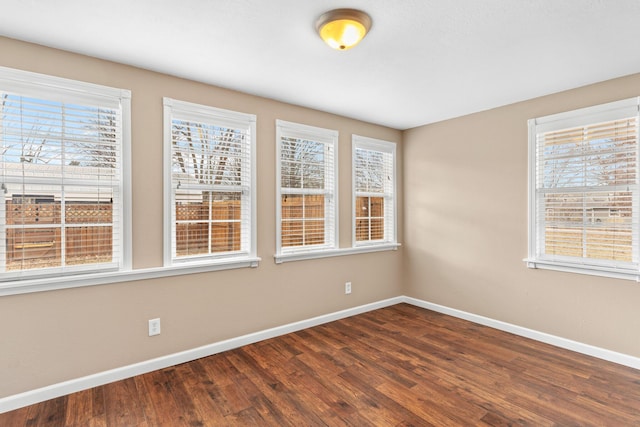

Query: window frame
[526,97,640,280]
[352,135,397,247]
[275,120,338,259]
[163,98,257,267]
[0,65,132,283]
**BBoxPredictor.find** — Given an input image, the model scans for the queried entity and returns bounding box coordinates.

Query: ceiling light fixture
[316,8,372,51]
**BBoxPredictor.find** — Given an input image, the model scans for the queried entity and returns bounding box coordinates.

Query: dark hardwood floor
[3,303,640,426]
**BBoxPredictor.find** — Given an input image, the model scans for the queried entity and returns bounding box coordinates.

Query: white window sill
[0,257,261,297]
[524,258,639,282]
[275,243,400,264]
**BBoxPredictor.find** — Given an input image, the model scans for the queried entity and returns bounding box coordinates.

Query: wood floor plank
[180,359,231,425]
[337,369,433,426]
[102,377,148,427]
[0,403,29,426]
[63,389,94,426]
[147,365,207,426]
[2,303,640,426]
[411,358,558,426]
[24,396,66,426]
[224,347,327,426]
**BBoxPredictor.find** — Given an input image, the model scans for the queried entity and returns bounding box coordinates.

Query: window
[0,66,131,281]
[527,97,640,280]
[352,136,397,246]
[276,120,337,256]
[163,98,256,266]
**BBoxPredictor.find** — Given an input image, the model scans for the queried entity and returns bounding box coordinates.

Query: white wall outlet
[148,318,161,336]
[345,282,352,294]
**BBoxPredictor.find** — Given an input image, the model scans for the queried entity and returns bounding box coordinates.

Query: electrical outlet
[148,318,161,336]
[345,282,352,294]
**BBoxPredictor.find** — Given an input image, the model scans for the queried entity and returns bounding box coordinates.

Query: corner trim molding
[0,296,403,414]
[403,296,640,371]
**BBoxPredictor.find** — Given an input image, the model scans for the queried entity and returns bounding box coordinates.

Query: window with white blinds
[0,66,130,281]
[353,135,396,246]
[527,97,640,279]
[276,120,337,255]
[163,98,256,265]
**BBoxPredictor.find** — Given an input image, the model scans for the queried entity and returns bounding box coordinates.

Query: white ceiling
[1,0,639,130]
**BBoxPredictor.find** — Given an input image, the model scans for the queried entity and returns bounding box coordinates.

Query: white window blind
[0,67,130,281]
[528,97,640,279]
[353,136,396,245]
[276,120,337,254]
[164,98,256,265]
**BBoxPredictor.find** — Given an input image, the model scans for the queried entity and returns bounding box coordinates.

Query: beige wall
[0,37,403,398]
[404,72,640,357]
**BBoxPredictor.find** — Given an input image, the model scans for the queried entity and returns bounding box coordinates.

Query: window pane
[65,194,114,225]
[544,227,583,258]
[355,148,386,193]
[281,219,302,247]
[303,161,325,189]
[280,138,325,189]
[3,184,116,271]
[355,196,385,241]
[175,191,243,256]
[6,190,61,226]
[176,195,209,221]
[2,95,118,173]
[304,194,325,219]
[176,222,209,257]
[304,220,325,245]
[545,226,632,262]
[370,197,384,217]
[371,218,384,240]
[211,192,241,253]
[543,191,633,262]
[6,227,60,271]
[355,218,370,242]
[65,225,113,265]
[282,194,304,220]
[280,160,299,188]
[541,119,637,189]
[586,227,632,261]
[281,194,326,247]
[172,121,244,186]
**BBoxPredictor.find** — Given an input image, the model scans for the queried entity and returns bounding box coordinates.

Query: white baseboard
[403,296,640,370]
[0,296,403,414]
[3,294,639,414]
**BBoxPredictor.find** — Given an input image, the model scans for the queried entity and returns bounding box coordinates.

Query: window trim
[525,96,640,281]
[275,119,339,257]
[0,65,132,283]
[162,97,257,267]
[0,257,260,297]
[352,135,398,247]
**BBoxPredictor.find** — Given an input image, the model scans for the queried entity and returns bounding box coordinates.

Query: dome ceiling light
[316,8,372,51]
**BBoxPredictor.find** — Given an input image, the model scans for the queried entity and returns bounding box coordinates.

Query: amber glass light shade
[316,9,372,51]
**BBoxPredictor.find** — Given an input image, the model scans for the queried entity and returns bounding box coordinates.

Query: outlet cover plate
[148,318,161,336]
